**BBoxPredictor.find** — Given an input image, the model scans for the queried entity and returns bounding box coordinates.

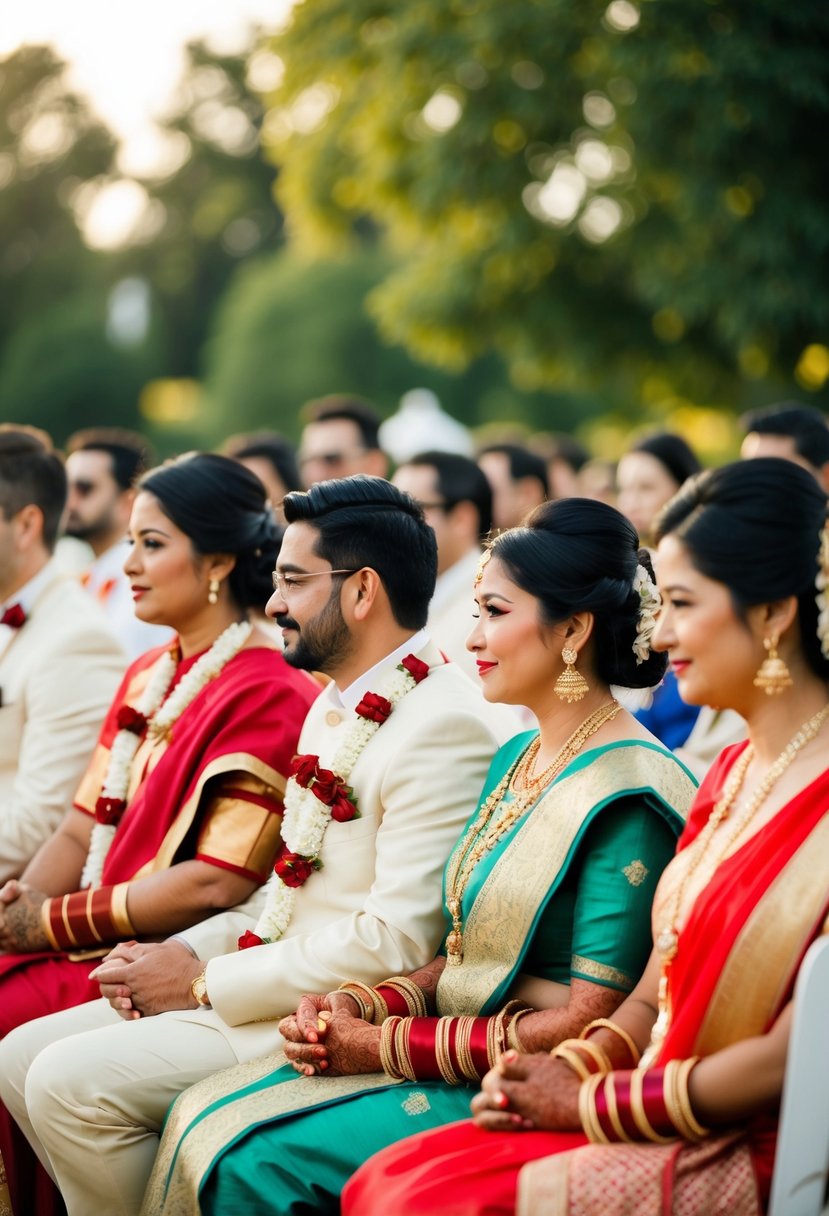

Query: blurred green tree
[259,0,829,415]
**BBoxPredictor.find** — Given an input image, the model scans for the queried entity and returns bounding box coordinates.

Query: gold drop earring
[208,578,220,606]
[554,646,590,702]
[753,632,793,696]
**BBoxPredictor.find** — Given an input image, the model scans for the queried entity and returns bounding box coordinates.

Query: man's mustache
[275,614,299,631]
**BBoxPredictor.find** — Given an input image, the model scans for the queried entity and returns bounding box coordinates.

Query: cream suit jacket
[0,572,125,881]
[178,639,511,1056]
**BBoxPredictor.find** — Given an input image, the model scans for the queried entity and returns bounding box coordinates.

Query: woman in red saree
[0,453,318,1215]
[344,456,829,1216]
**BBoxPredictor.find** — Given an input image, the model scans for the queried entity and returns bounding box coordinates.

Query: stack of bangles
[550,1019,709,1144]
[40,884,134,952]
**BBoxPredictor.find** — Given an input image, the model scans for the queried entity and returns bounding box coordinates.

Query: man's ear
[346,568,381,622]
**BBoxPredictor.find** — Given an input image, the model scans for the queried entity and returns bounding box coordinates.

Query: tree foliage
[261,0,829,412]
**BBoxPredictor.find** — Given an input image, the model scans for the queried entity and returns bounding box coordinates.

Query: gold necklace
[643,701,829,1065]
[444,700,621,967]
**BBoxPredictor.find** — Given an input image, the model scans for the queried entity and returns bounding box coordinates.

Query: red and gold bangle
[663,1058,709,1142]
[41,884,134,952]
[580,1018,642,1067]
[629,1067,676,1143]
[579,1072,611,1144]
[336,981,388,1024]
[376,977,429,1018]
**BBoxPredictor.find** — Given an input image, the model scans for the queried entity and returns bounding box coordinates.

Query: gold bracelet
[454,1016,479,1082]
[506,1006,534,1053]
[382,977,428,1018]
[379,1016,404,1078]
[581,1018,641,1066]
[665,1057,709,1142]
[628,1068,675,1144]
[40,899,60,951]
[550,1044,593,1082]
[604,1074,635,1143]
[435,1017,460,1085]
[579,1073,610,1144]
[337,981,380,1023]
[396,1017,417,1082]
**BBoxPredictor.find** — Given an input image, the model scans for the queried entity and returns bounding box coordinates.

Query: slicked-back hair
[630,432,701,489]
[492,497,667,690]
[479,442,550,499]
[283,476,437,629]
[302,396,382,452]
[656,457,829,681]
[404,450,493,538]
[67,427,152,491]
[0,427,66,552]
[139,453,281,610]
[741,402,829,468]
[222,432,302,495]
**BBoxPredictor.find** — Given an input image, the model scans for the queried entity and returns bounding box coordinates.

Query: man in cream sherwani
[0,476,511,1216]
[0,428,125,883]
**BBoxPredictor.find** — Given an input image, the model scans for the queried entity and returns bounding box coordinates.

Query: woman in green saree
[143,497,697,1216]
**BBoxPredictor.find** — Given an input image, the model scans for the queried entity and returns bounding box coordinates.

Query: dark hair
[479,442,550,499]
[656,458,829,680]
[302,395,382,451]
[404,450,493,537]
[283,476,437,629]
[138,453,280,610]
[630,432,702,489]
[0,426,66,551]
[740,402,829,468]
[491,497,666,689]
[67,427,152,491]
[222,432,302,495]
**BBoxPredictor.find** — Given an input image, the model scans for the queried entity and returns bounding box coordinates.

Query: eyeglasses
[271,568,358,596]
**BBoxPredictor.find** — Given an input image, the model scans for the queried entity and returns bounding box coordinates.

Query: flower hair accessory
[247,652,430,946]
[80,620,253,887]
[632,564,661,664]
[816,519,829,659]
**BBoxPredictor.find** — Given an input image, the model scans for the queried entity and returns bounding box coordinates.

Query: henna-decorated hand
[0,882,50,953]
[278,990,363,1048]
[470,1050,582,1132]
[283,1009,382,1078]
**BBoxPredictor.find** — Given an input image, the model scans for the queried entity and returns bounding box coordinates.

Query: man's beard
[278,593,352,674]
[63,513,110,543]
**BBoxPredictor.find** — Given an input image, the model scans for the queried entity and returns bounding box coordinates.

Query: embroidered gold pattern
[402,1091,432,1116]
[623,859,649,887]
[571,954,634,990]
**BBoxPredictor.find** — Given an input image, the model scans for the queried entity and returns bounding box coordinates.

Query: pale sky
[1,0,293,175]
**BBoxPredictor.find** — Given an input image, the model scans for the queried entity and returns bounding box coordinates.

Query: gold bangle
[109,882,135,938]
[628,1068,676,1144]
[604,1074,634,1143]
[579,1073,610,1144]
[382,977,428,1018]
[435,1017,460,1085]
[665,1057,709,1141]
[550,1044,593,1082]
[506,1006,534,1053]
[379,1016,404,1078]
[396,1017,417,1081]
[568,1037,612,1075]
[454,1016,479,1082]
[337,981,377,1023]
[581,1018,641,1066]
[40,899,60,951]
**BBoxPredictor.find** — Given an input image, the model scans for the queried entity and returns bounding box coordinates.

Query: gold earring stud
[554,646,590,702]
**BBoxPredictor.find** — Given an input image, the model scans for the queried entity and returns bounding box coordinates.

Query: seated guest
[0,477,507,1216]
[348,458,829,1216]
[617,432,704,753]
[0,427,124,884]
[478,442,549,531]
[393,450,494,679]
[221,431,302,524]
[141,497,697,1215]
[0,452,319,1211]
[741,400,829,492]
[64,427,173,659]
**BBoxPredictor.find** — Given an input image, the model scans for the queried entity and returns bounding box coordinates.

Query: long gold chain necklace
[444,700,621,967]
[642,701,829,1065]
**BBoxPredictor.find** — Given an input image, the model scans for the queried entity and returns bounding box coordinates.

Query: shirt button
[325,710,343,727]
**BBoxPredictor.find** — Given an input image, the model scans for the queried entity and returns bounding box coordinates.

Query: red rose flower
[330,789,359,822]
[1,603,26,629]
[237,930,264,950]
[116,705,148,735]
[275,847,317,888]
[95,795,126,825]
[400,654,429,683]
[309,768,340,805]
[291,754,320,788]
[355,692,393,723]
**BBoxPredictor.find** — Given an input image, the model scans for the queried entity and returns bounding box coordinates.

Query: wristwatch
[190,969,211,1008]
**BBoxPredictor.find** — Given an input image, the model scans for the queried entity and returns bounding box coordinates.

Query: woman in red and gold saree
[343,457,829,1216]
[0,453,318,1216]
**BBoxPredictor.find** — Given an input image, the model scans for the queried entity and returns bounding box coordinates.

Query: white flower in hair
[632,564,661,664]
[816,523,829,659]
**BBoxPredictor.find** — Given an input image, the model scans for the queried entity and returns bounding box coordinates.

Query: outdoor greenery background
[1,0,827,459]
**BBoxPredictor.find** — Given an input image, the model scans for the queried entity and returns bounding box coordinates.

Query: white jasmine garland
[817,523,829,659]
[632,564,661,664]
[253,658,426,944]
[80,620,253,888]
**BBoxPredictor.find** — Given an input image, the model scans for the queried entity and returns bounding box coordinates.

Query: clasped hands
[0,879,50,953]
[470,1050,582,1133]
[90,939,204,1019]
[279,992,383,1078]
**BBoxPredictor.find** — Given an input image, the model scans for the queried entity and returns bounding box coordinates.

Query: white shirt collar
[334,627,431,712]
[1,557,60,617]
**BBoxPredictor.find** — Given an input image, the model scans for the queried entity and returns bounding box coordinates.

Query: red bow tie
[1,603,26,629]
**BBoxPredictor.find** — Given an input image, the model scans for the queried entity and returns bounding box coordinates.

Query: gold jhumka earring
[208,578,220,606]
[554,646,590,702]
[753,632,793,696]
